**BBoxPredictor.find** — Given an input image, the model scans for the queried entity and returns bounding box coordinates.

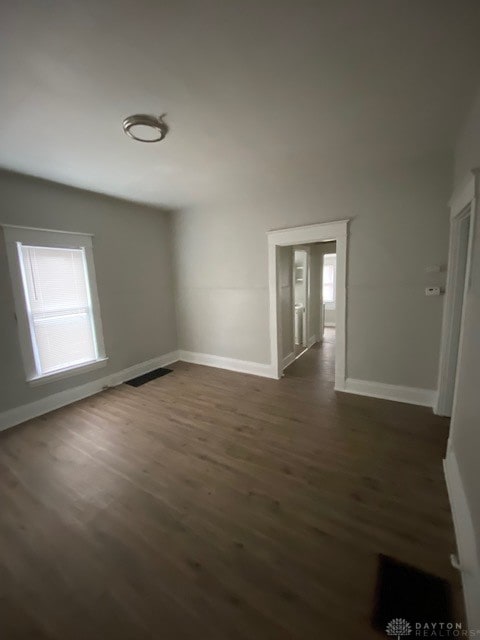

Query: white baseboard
[178,350,277,379]
[341,377,437,407]
[109,351,180,386]
[444,449,480,628]
[0,350,180,433]
[282,351,295,370]
[307,335,317,348]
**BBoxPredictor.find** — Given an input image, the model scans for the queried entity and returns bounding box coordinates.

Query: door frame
[436,170,478,417]
[267,220,349,387]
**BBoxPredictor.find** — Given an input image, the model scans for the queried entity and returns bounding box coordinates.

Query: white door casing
[267,220,348,387]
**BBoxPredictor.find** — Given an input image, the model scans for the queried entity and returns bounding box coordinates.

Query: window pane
[324,265,334,285]
[19,245,98,375]
[323,283,334,303]
[32,313,96,373]
[21,246,89,315]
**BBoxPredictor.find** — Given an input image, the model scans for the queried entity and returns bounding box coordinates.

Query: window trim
[2,224,107,385]
[28,357,108,386]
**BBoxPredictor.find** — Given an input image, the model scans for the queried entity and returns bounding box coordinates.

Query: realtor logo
[386,618,412,639]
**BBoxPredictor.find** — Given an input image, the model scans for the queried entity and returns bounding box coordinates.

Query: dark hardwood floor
[0,330,459,639]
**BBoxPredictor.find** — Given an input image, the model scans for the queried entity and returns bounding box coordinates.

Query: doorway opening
[267,220,348,388]
[290,244,338,365]
[285,244,338,382]
[294,249,308,359]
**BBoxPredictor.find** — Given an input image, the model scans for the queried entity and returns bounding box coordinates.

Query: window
[3,226,106,384]
[323,254,336,303]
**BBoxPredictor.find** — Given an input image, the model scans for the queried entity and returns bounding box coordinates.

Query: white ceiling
[2,0,480,208]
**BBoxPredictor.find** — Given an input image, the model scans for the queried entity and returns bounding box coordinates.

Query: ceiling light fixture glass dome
[122,114,169,142]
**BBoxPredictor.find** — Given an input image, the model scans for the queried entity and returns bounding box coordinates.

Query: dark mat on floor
[372,554,453,634]
[125,368,173,387]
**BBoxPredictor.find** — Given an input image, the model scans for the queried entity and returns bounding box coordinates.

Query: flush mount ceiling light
[122,113,169,143]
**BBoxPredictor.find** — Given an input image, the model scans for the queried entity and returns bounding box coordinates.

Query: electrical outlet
[425,286,441,296]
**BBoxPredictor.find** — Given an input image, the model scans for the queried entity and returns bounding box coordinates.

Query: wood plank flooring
[0,331,459,639]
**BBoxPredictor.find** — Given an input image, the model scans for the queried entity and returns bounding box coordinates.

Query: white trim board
[341,378,437,408]
[0,350,180,432]
[444,449,480,627]
[267,220,348,388]
[179,350,276,379]
[306,335,317,348]
[282,351,296,370]
[1,223,94,237]
[178,354,435,407]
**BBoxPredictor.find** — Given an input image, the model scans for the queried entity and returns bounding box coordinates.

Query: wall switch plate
[425,286,441,296]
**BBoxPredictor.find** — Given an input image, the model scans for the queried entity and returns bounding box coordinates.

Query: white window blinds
[18,245,98,375]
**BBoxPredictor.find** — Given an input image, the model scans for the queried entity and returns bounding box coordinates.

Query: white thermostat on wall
[425,286,441,296]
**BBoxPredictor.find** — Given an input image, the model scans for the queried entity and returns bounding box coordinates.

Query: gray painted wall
[173,151,451,389]
[450,85,480,623]
[278,246,294,362]
[294,250,307,308]
[294,249,307,346]
[0,170,177,413]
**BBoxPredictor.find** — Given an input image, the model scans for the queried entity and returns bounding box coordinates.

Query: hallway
[286,328,336,383]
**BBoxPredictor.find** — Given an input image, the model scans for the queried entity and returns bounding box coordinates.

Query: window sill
[27,357,108,387]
